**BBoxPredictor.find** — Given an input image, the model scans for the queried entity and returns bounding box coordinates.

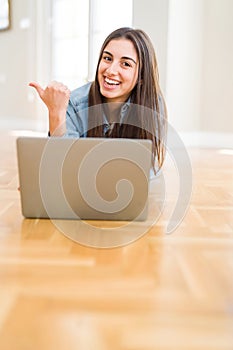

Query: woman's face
[97,38,139,103]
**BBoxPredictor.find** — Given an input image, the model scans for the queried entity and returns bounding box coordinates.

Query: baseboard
[0,118,47,132]
[178,132,233,149]
[0,119,232,149]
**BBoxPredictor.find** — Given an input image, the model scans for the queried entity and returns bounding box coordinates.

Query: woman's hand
[29,81,70,136]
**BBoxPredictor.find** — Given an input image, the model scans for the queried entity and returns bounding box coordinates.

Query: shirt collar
[103,99,131,126]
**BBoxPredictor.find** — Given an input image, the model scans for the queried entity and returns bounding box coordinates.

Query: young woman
[30,27,167,173]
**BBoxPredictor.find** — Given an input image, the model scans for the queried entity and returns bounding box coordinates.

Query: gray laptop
[16,137,152,221]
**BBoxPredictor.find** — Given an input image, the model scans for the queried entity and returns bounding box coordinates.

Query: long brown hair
[87,27,167,173]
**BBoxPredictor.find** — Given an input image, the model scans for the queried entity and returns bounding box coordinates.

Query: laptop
[16,137,152,221]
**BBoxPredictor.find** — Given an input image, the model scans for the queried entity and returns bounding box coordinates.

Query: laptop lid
[16,137,152,221]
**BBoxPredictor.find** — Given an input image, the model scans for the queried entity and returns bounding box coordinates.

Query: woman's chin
[100,89,118,100]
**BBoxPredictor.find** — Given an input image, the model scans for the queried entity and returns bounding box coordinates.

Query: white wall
[166,0,204,133]
[133,0,233,147]
[0,0,51,130]
[201,0,233,133]
[133,0,169,94]
[0,0,36,127]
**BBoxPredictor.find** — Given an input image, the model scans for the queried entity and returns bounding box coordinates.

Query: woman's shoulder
[70,81,92,106]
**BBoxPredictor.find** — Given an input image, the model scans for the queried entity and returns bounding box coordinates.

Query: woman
[30,27,167,174]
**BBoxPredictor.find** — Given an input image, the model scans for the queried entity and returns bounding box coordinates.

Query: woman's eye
[103,56,111,62]
[122,61,131,67]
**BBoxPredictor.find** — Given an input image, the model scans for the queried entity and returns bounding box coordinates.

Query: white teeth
[105,77,120,85]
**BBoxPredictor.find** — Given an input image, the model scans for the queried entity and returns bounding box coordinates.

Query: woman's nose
[106,62,118,75]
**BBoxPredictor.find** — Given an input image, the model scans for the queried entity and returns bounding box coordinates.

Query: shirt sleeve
[64,99,83,138]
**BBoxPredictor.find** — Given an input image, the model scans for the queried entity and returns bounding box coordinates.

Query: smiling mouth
[104,77,120,86]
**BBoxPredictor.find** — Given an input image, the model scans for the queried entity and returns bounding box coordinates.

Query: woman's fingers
[29,82,44,99]
[29,81,70,112]
[45,82,70,111]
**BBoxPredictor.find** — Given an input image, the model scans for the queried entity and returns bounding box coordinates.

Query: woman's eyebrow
[122,56,137,65]
[103,50,113,56]
[103,51,137,65]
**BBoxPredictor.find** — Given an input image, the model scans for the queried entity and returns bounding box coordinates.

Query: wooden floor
[0,131,233,350]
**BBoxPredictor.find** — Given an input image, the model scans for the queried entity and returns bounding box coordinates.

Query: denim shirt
[65,82,131,137]
[65,82,165,178]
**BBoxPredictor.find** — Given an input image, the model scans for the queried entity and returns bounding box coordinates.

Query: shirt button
[121,105,127,112]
